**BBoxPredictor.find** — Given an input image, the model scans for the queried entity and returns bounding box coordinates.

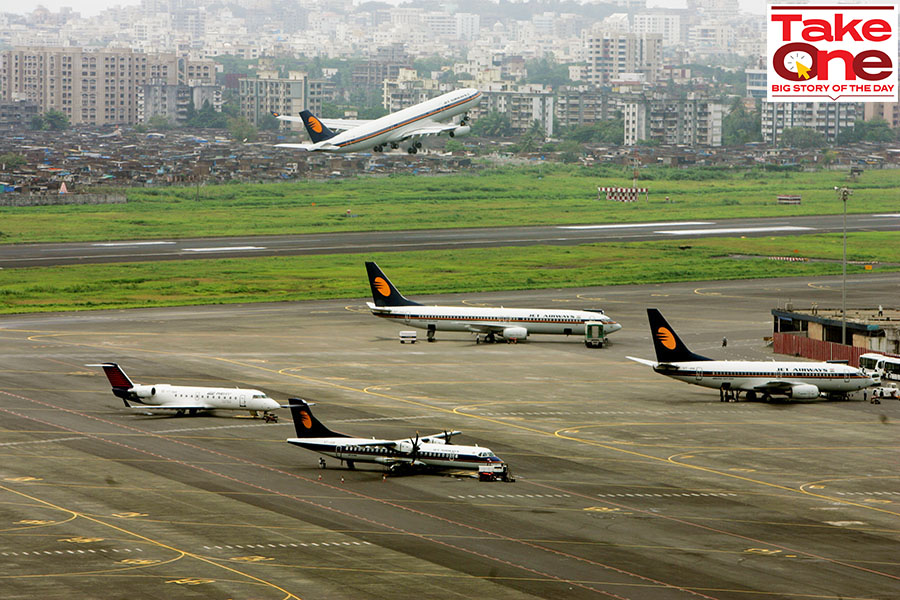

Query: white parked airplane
[627,309,876,401]
[88,363,281,420]
[365,261,622,343]
[285,399,503,473]
[273,88,481,154]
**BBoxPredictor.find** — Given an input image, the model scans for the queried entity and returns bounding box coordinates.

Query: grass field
[0,165,895,244]
[0,233,894,315]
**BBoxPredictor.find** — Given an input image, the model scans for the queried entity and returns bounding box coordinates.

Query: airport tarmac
[0,273,898,599]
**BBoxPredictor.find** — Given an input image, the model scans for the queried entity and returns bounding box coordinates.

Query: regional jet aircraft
[286,399,502,473]
[88,362,281,419]
[626,309,875,401]
[273,88,481,154]
[365,261,622,343]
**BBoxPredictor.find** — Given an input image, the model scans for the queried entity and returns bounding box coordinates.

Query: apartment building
[0,46,217,126]
[625,93,723,146]
[761,102,859,144]
[556,86,621,128]
[864,102,900,129]
[239,70,312,130]
[584,32,662,86]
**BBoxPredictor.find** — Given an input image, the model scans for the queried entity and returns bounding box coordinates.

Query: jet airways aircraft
[273,88,481,154]
[286,399,503,473]
[88,363,281,419]
[365,261,622,343]
[627,309,875,401]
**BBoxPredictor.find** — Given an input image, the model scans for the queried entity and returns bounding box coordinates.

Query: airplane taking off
[273,88,481,154]
[365,261,622,343]
[88,363,281,420]
[627,309,875,401]
[285,399,503,474]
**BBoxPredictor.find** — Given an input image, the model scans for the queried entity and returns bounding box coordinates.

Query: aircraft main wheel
[390,142,398,149]
[414,141,422,148]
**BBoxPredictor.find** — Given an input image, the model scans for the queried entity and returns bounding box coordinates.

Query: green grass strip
[0,165,896,244]
[0,233,895,315]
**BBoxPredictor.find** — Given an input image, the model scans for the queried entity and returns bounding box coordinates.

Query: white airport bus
[859,353,900,382]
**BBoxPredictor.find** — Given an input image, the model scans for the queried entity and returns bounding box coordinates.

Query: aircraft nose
[608,322,623,333]
[266,399,281,410]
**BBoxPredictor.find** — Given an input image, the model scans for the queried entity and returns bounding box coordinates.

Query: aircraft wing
[275,142,342,152]
[134,403,216,410]
[464,323,509,334]
[272,114,370,131]
[626,356,659,367]
[750,381,796,393]
[395,123,461,140]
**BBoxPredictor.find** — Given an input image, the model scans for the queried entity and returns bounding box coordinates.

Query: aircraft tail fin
[646,308,711,363]
[365,262,420,307]
[86,363,135,406]
[287,399,348,439]
[299,110,337,143]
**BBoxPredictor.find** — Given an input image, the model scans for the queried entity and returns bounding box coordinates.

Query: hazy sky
[10,0,768,18]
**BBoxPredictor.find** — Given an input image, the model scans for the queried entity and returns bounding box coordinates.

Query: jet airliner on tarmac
[273,88,481,154]
[627,309,875,401]
[285,399,502,473]
[89,363,281,419]
[365,261,622,343]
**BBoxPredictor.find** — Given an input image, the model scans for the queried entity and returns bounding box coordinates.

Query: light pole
[835,186,852,345]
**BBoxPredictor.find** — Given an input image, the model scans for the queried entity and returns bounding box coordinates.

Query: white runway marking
[183,246,265,252]
[90,241,176,247]
[558,221,714,230]
[656,226,814,235]
[0,436,84,446]
[872,214,900,218]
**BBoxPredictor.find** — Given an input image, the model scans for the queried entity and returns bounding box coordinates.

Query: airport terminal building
[772,305,900,366]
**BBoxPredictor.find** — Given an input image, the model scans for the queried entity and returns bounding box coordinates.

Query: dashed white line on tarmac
[182,246,265,252]
[656,226,814,235]
[558,221,714,230]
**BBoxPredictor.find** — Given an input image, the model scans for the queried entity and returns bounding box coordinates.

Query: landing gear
[175,409,186,416]
[390,142,398,149]
[427,324,436,342]
[719,388,737,402]
[414,141,422,148]
[476,332,497,344]
[745,391,757,402]
[407,146,418,154]
[373,144,383,152]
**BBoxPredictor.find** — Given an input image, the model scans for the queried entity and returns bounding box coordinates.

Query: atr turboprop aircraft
[627,309,875,401]
[285,399,503,473]
[365,262,622,343]
[89,363,281,420]
[273,88,481,154]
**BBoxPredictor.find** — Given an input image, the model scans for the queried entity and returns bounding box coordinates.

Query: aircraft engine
[787,384,819,399]
[501,327,528,341]
[448,125,471,138]
[130,385,157,398]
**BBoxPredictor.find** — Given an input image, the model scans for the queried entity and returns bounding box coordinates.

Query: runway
[1,273,899,599]
[1,212,898,268]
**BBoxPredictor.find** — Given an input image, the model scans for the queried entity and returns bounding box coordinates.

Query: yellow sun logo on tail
[307,116,323,133]
[656,327,677,350]
[374,277,391,297]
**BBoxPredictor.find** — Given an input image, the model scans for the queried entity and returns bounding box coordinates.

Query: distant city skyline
[8,0,768,18]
